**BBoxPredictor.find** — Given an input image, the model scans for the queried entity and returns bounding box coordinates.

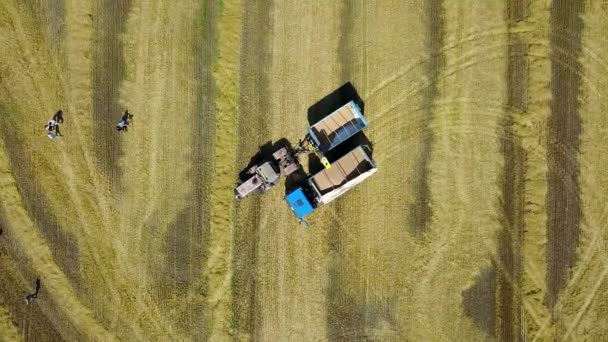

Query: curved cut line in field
[370,50,512,126]
[0,3,141,335]
[372,43,605,132]
[367,26,533,99]
[378,128,596,283]
[562,262,608,339]
[378,115,592,200]
[375,102,516,157]
[0,142,115,341]
[64,0,172,334]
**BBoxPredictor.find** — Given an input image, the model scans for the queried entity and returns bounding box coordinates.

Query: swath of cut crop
[545,0,584,310]
[204,0,241,339]
[115,0,204,339]
[508,1,553,338]
[494,5,529,337]
[329,1,423,340]
[0,236,77,342]
[165,0,217,337]
[409,1,507,340]
[91,0,131,186]
[0,139,115,341]
[408,0,444,235]
[255,1,346,339]
[0,123,82,287]
[231,0,273,340]
[507,0,528,22]
[549,2,608,339]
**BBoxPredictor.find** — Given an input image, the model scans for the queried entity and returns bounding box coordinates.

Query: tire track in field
[409,2,507,339]
[232,0,272,339]
[545,0,584,310]
[91,0,130,186]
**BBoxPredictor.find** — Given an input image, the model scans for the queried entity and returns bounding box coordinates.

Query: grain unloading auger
[234,100,377,223]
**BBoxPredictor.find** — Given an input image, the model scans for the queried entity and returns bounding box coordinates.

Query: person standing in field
[24,278,41,305]
[44,119,62,139]
[116,110,133,132]
[52,110,64,124]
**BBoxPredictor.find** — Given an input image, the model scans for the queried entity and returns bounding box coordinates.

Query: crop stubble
[546,0,584,310]
[1,0,608,341]
[232,0,272,340]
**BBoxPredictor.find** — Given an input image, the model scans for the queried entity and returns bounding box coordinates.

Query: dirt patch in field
[91,0,130,183]
[546,0,584,309]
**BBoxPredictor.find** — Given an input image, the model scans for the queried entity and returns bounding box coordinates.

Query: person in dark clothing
[54,123,62,136]
[116,110,133,132]
[52,110,64,123]
[24,278,41,305]
[121,110,133,123]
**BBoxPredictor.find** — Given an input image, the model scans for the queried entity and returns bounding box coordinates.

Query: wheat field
[0,1,607,341]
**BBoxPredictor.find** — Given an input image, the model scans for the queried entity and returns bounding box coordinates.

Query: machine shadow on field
[307,82,365,126]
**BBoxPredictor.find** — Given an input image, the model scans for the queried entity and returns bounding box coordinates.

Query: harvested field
[1,0,608,341]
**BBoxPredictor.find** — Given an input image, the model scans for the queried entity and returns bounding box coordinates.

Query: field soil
[1,0,607,341]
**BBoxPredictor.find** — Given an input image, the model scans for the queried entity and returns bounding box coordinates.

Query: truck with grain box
[235,100,377,223]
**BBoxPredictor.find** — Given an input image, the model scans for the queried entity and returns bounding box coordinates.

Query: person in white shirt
[116,110,133,132]
[44,119,62,138]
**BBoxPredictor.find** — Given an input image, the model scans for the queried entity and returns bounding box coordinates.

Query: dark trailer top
[307,101,367,153]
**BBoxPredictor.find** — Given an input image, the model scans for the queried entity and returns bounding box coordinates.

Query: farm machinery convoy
[235,100,378,224]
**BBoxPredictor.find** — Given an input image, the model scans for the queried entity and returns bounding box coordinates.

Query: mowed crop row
[0,0,217,340]
[551,0,608,340]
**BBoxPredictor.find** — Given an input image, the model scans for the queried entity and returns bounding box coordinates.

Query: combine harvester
[235,100,377,224]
